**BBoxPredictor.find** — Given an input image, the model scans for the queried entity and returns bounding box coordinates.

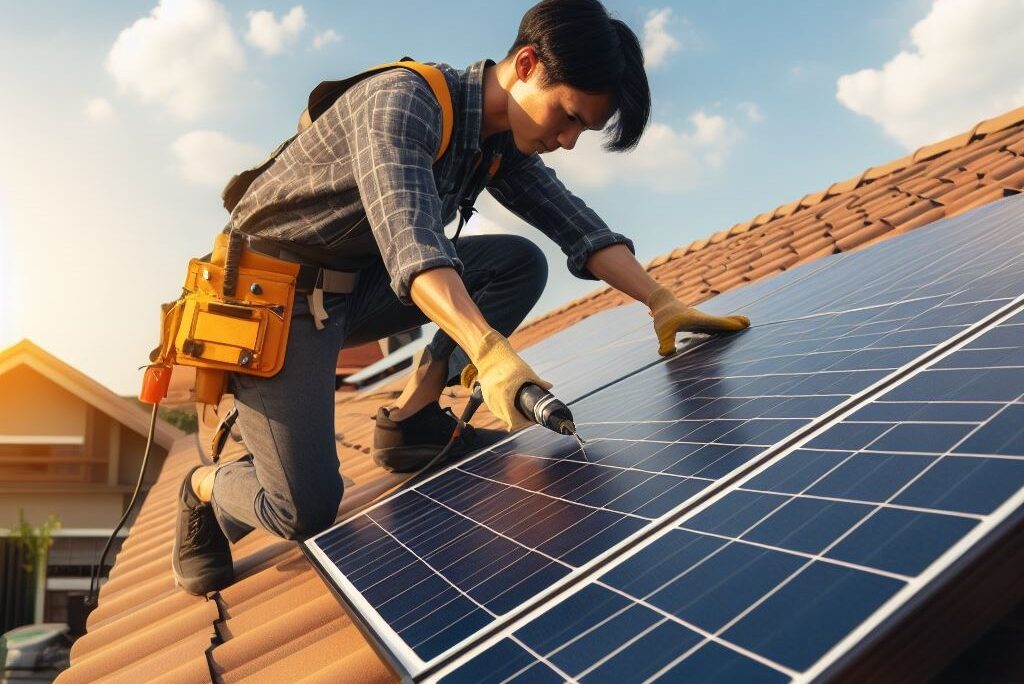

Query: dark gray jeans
[210,234,548,543]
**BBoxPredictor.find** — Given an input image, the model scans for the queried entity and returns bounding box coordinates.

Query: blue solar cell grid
[306,195,1024,679]
[440,305,1024,683]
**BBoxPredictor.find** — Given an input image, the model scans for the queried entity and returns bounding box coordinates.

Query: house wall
[0,364,86,436]
[0,492,126,531]
[0,348,174,627]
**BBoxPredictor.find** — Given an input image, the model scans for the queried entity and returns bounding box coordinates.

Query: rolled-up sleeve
[486,151,635,280]
[349,70,462,304]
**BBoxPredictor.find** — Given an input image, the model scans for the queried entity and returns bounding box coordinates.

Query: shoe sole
[372,445,447,473]
[373,427,510,473]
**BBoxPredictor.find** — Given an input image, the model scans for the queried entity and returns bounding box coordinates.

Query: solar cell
[437,298,1024,683]
[305,194,1024,680]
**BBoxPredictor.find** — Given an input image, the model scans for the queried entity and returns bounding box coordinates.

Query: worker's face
[506,47,615,156]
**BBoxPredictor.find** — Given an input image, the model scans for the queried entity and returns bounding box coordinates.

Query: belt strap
[243,235,359,294]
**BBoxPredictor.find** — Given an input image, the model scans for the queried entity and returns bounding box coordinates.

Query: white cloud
[737,102,763,123]
[106,0,246,121]
[246,6,307,56]
[171,130,264,188]
[312,29,341,50]
[545,110,742,193]
[84,97,115,122]
[836,0,1024,149]
[642,8,682,68]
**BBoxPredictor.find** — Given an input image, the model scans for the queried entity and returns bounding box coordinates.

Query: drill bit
[559,420,590,462]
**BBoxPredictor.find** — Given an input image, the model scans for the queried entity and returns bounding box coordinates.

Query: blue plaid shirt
[228,59,635,304]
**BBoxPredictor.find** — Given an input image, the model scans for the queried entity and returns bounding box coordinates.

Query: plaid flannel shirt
[228,59,635,305]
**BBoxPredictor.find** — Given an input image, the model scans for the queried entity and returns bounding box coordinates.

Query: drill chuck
[515,383,577,436]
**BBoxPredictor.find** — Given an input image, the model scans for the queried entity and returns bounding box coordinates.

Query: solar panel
[304,194,1024,681]
[436,301,1024,683]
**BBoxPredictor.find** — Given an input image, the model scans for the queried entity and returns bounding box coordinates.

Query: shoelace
[185,506,211,546]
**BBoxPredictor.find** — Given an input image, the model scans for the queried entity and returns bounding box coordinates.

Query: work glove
[648,286,750,356]
[462,330,553,432]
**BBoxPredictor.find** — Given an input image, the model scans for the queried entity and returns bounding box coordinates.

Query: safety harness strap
[221,58,454,214]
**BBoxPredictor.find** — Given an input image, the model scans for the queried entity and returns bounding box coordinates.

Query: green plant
[9,510,61,573]
[159,406,198,434]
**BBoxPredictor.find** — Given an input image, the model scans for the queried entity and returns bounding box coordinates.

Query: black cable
[86,403,159,609]
[402,385,485,489]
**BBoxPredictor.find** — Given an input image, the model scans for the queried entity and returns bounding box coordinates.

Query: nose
[558,128,582,151]
[561,126,585,152]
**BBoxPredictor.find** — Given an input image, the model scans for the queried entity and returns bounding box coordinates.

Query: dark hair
[505,0,651,152]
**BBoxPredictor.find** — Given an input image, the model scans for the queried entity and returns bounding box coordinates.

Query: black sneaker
[172,466,235,595]
[372,402,504,473]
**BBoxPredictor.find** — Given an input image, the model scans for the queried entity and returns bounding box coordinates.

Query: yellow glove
[464,330,553,432]
[648,286,750,356]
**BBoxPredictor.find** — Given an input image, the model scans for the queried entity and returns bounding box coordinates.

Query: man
[173,0,749,596]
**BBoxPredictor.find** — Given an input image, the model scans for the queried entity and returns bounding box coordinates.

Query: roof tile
[985,155,1024,181]
[945,185,1020,219]
[799,190,829,208]
[774,199,802,217]
[835,221,893,252]
[932,180,986,206]
[898,177,950,200]
[827,171,867,196]
[999,168,1024,191]
[1003,138,1024,156]
[862,155,913,181]
[913,129,976,163]
[879,198,943,227]
[974,105,1024,135]
[708,229,731,244]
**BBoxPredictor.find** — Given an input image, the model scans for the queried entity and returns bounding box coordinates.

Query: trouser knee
[504,234,548,297]
[275,476,343,541]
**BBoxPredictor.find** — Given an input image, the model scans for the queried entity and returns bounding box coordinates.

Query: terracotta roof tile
[986,155,1024,181]
[913,129,977,163]
[974,105,1024,135]
[879,198,943,227]
[834,221,893,252]
[933,180,986,206]
[897,176,947,199]
[774,199,802,217]
[62,105,1024,684]
[792,241,837,263]
[862,155,913,181]
[827,170,867,196]
[687,237,710,252]
[886,204,947,236]
[945,185,1020,218]
[999,168,1024,191]
[1003,138,1024,156]
[729,220,754,235]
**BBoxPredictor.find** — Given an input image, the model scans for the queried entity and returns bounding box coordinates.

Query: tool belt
[149,230,360,405]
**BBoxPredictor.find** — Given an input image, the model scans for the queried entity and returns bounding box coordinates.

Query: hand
[648,286,750,356]
[463,330,552,431]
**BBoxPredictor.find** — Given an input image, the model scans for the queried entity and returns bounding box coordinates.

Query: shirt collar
[454,58,494,153]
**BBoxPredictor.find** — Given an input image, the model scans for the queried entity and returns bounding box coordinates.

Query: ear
[513,46,540,83]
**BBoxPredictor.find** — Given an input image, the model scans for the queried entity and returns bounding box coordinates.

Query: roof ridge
[513,103,1024,341]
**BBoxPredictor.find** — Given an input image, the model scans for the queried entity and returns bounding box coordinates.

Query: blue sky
[2,0,1022,393]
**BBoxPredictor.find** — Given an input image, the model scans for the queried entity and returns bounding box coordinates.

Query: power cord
[85,403,158,610]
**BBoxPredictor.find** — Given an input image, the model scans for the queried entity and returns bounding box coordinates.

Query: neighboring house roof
[337,340,385,377]
[0,339,184,451]
[57,106,1024,683]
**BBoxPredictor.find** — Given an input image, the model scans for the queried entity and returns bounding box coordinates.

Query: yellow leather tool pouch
[170,236,300,378]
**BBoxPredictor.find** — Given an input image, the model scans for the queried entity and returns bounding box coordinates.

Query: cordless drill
[410,382,586,479]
